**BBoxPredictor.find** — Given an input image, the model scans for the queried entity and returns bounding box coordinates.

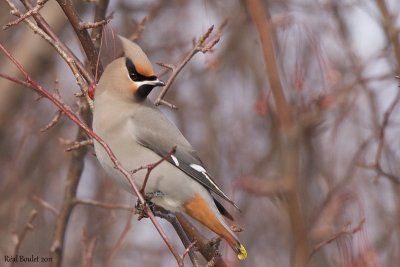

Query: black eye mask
[125,57,157,82]
[125,57,157,99]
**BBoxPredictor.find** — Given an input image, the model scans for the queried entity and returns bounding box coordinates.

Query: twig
[0,43,181,266]
[180,241,198,267]
[176,213,228,267]
[309,219,365,260]
[73,198,134,212]
[154,208,200,267]
[90,0,110,48]
[0,72,37,90]
[33,195,59,216]
[40,110,63,132]
[104,212,133,267]
[65,139,94,152]
[236,176,291,196]
[81,228,97,267]
[154,24,222,108]
[205,256,218,267]
[357,162,400,184]
[19,0,94,85]
[4,0,92,108]
[55,0,104,76]
[129,145,177,194]
[51,102,91,267]
[129,16,148,41]
[79,15,112,30]
[11,210,38,267]
[3,0,48,30]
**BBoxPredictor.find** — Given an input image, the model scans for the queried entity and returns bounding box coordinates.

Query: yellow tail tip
[237,244,247,260]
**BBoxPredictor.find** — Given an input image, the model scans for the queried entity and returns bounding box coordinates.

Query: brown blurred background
[0,0,399,266]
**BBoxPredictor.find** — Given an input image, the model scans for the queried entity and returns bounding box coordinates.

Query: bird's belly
[94,139,202,211]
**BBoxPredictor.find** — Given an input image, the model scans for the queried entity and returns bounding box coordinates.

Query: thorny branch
[155,24,224,109]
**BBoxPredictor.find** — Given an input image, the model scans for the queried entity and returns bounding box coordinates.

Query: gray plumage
[92,37,246,260]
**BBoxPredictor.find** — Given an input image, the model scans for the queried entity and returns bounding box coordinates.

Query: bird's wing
[134,125,238,209]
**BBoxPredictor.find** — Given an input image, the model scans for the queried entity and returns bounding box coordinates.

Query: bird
[92,36,247,260]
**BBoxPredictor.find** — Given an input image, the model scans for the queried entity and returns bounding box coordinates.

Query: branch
[309,219,365,260]
[79,15,112,30]
[104,212,133,267]
[73,198,134,212]
[236,176,291,196]
[81,229,97,267]
[3,0,48,30]
[176,213,228,267]
[11,210,38,267]
[51,102,91,267]
[55,0,104,77]
[245,0,291,129]
[0,72,36,90]
[40,110,63,132]
[5,0,93,107]
[90,0,110,49]
[154,208,200,267]
[128,145,177,194]
[32,195,59,216]
[154,24,223,108]
[129,16,148,42]
[19,0,94,85]
[62,139,94,152]
[245,1,307,267]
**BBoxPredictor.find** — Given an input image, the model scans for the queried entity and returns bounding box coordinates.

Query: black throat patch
[125,57,157,99]
[136,84,155,99]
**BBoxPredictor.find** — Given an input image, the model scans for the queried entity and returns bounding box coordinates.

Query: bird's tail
[184,193,247,260]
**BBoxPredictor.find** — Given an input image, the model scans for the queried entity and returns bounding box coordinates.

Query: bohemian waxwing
[92,36,247,260]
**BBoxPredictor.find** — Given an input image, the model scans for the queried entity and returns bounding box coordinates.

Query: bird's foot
[207,236,222,251]
[135,191,163,220]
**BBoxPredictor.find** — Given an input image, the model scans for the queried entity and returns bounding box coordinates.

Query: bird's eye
[129,72,137,81]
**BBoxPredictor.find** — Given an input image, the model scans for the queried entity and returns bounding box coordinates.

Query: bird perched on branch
[92,36,247,260]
